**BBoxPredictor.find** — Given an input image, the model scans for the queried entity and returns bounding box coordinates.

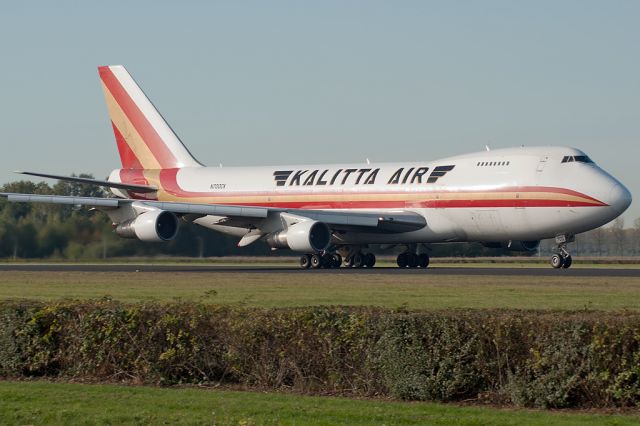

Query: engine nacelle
[115,210,179,242]
[482,240,540,252]
[264,220,331,253]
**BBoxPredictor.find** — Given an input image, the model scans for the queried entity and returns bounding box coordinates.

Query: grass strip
[0,271,638,310]
[0,381,637,425]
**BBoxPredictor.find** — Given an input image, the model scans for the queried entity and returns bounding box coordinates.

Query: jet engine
[482,240,540,252]
[265,220,331,252]
[115,210,179,242]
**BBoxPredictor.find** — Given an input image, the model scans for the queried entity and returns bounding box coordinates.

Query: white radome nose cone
[608,182,632,215]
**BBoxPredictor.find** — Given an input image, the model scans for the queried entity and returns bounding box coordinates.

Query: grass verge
[0,381,637,425]
[0,271,639,310]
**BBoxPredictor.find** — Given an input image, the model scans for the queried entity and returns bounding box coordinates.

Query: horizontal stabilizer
[15,171,157,193]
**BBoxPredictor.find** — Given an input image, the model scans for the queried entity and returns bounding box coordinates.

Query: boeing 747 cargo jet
[1,65,632,269]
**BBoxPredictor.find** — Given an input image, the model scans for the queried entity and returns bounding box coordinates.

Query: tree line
[0,176,267,259]
[0,176,637,259]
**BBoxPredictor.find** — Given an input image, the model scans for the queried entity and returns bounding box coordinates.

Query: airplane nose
[608,182,632,215]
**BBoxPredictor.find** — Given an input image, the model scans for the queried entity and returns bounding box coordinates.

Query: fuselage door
[536,156,549,172]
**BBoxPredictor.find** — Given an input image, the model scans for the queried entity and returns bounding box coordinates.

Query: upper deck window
[477,160,511,167]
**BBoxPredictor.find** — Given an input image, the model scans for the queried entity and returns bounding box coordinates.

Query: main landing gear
[298,245,430,270]
[344,251,376,268]
[299,253,342,269]
[298,248,376,269]
[550,235,573,269]
[396,251,430,268]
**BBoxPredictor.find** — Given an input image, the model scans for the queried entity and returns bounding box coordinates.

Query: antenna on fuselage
[366,158,370,165]
[485,145,491,151]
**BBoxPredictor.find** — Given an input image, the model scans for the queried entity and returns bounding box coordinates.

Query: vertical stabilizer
[98,65,202,169]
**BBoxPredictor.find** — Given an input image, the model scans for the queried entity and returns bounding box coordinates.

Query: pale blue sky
[1,1,638,221]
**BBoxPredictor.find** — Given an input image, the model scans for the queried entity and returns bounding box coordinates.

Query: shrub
[1,300,639,408]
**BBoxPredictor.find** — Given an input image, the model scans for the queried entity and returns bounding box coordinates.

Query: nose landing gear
[550,235,574,269]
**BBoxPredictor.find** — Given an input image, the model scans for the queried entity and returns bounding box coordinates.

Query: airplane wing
[0,192,425,233]
[15,171,158,193]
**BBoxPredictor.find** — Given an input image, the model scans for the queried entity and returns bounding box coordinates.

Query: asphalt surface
[0,263,638,277]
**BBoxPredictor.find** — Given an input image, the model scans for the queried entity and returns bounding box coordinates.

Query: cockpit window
[574,155,593,163]
[562,155,594,164]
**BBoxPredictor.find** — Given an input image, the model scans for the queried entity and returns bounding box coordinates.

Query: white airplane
[1,65,632,269]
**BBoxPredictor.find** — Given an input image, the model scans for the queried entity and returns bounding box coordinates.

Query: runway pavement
[0,263,638,277]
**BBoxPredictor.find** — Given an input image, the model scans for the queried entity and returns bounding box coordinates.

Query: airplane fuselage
[110,145,630,246]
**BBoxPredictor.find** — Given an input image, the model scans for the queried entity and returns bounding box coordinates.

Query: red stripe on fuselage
[99,66,178,168]
[180,199,602,209]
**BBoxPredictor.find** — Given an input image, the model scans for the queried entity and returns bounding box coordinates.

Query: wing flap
[293,209,426,232]
[143,201,268,219]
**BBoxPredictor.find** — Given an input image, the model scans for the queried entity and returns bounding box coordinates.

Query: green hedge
[1,300,639,408]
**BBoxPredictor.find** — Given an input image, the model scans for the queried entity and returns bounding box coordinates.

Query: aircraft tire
[550,253,564,269]
[365,253,376,268]
[417,253,430,268]
[310,254,323,269]
[562,255,573,269]
[332,254,342,268]
[300,254,311,269]
[407,253,418,268]
[320,254,333,268]
[352,253,365,268]
[397,252,408,268]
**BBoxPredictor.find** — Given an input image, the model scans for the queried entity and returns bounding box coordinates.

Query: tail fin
[98,65,202,169]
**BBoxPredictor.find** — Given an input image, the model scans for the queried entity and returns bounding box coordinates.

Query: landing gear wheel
[310,254,323,269]
[331,254,342,268]
[550,254,564,269]
[321,254,333,268]
[300,254,311,269]
[397,252,408,268]
[344,257,354,268]
[352,252,365,268]
[551,234,575,269]
[407,253,418,268]
[417,253,430,268]
[365,253,376,268]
